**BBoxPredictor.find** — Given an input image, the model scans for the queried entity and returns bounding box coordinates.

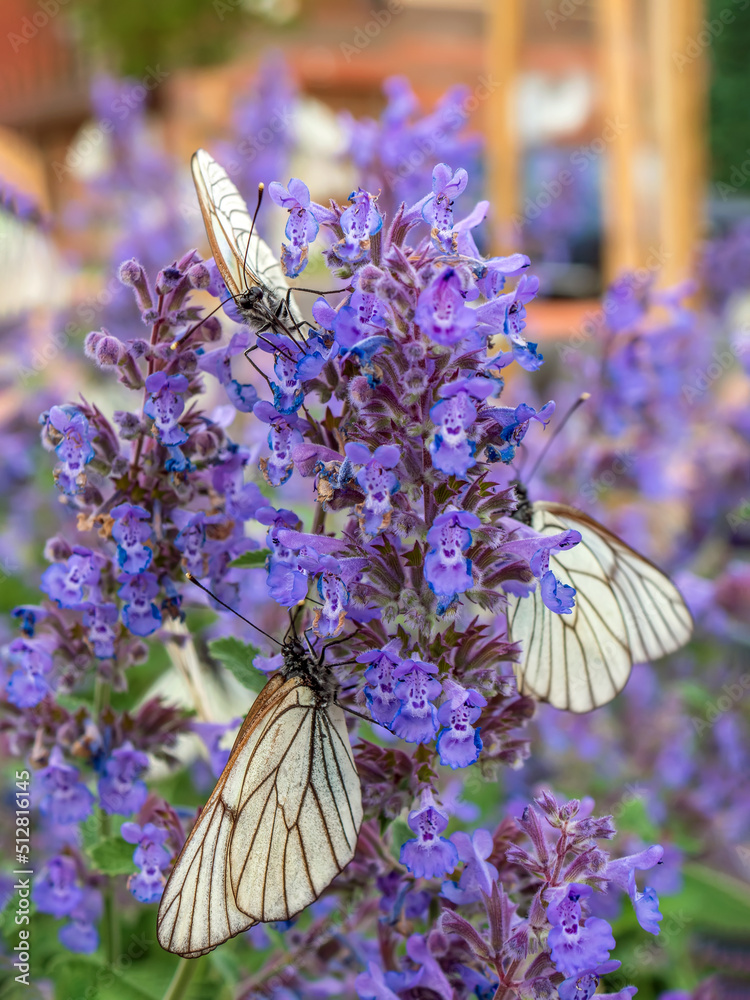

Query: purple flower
[441,828,498,904]
[328,286,389,353]
[121,822,171,903]
[119,572,162,636]
[547,883,616,977]
[415,268,476,346]
[476,273,543,370]
[540,570,577,614]
[400,790,458,879]
[436,679,486,769]
[38,746,94,825]
[144,372,189,445]
[392,658,442,744]
[5,635,55,708]
[197,330,258,413]
[345,442,401,536]
[111,503,153,574]
[192,717,242,777]
[422,162,469,252]
[359,641,403,727]
[424,510,480,608]
[604,845,664,934]
[429,377,495,476]
[385,933,455,998]
[485,400,555,464]
[254,401,304,488]
[268,178,320,278]
[355,961,401,1000]
[558,961,622,1000]
[45,405,95,495]
[212,449,263,521]
[41,547,102,608]
[270,353,304,414]
[98,741,149,815]
[58,887,102,954]
[82,602,119,658]
[334,188,383,264]
[257,506,317,607]
[313,558,350,637]
[32,855,83,918]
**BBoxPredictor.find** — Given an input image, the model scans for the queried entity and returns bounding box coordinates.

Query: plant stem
[163,957,199,1000]
[94,676,120,966]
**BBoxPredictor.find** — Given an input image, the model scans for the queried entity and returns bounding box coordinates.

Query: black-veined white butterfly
[191,148,304,336]
[157,582,363,958]
[505,479,693,714]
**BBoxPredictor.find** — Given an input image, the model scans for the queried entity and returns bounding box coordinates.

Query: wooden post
[598,0,640,282]
[652,0,706,288]
[486,0,522,254]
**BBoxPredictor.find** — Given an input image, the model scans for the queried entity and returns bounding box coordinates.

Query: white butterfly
[506,483,693,713]
[157,638,362,957]
[191,148,304,335]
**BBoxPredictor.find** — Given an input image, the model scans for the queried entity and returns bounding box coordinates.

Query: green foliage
[207,636,263,692]
[228,549,270,568]
[709,0,750,188]
[88,837,137,876]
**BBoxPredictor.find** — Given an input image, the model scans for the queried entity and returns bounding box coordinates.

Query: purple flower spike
[400,790,458,879]
[441,828,498,904]
[547,883,616,977]
[422,163,469,252]
[415,268,476,346]
[38,746,95,825]
[359,640,403,727]
[46,405,95,495]
[424,510,480,606]
[436,679,486,769]
[144,372,189,446]
[392,658,442,744]
[268,177,320,278]
[111,503,153,574]
[32,855,83,919]
[98,741,149,815]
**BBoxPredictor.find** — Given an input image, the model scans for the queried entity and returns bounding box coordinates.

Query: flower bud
[119,258,153,312]
[187,262,211,289]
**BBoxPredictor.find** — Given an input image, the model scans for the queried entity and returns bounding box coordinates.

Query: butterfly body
[191,148,304,336]
[157,639,362,957]
[507,481,693,712]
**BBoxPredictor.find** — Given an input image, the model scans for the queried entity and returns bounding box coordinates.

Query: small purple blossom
[415,268,475,346]
[436,679,486,769]
[119,571,162,636]
[268,177,320,278]
[547,883,616,977]
[345,442,401,536]
[392,658,442,744]
[45,405,95,496]
[441,828,498,904]
[270,353,304,414]
[38,746,94,825]
[58,886,102,954]
[400,790,458,879]
[41,547,102,608]
[82,602,119,658]
[121,822,171,904]
[360,641,403,727]
[32,855,83,918]
[558,961,622,1000]
[144,372,189,445]
[424,510,480,609]
[422,162,468,252]
[98,741,149,815]
[111,503,153,574]
[5,635,55,708]
[335,188,383,263]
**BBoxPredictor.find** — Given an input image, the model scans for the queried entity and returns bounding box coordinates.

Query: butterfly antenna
[242,182,265,289]
[184,572,282,646]
[169,296,237,351]
[525,392,590,486]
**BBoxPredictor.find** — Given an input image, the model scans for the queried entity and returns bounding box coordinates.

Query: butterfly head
[510,478,533,526]
[238,286,263,311]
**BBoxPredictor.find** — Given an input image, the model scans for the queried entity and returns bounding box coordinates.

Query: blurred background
[1,1,750,998]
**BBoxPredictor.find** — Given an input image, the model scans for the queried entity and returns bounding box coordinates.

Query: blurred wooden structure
[0,0,709,321]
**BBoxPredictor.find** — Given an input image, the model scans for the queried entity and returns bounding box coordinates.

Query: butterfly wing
[507,502,693,713]
[157,673,362,957]
[191,148,304,327]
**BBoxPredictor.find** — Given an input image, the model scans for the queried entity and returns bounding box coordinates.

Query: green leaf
[88,836,135,875]
[228,549,270,569]
[208,636,263,692]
